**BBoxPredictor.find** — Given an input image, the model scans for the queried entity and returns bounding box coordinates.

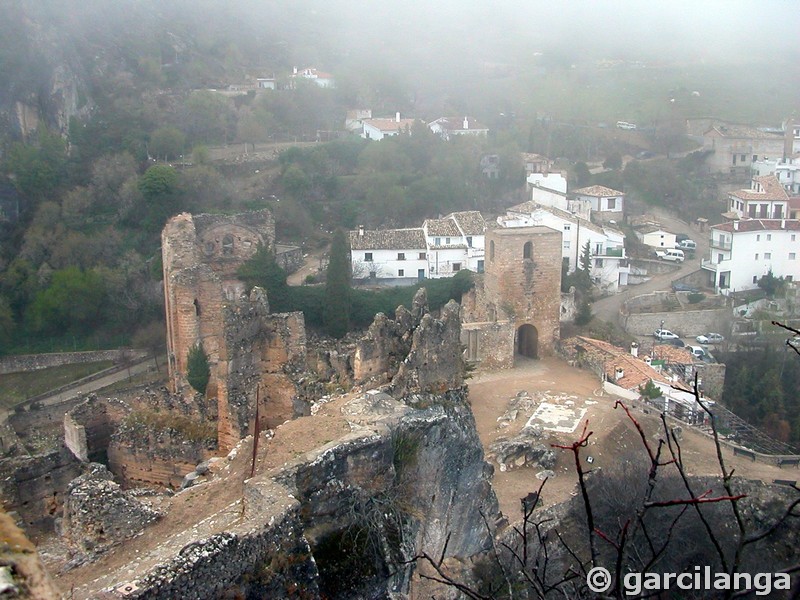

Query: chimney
[396,112,401,123]
[463,116,469,130]
[615,367,624,381]
[733,221,739,231]
[644,356,652,366]
[358,225,365,237]
[630,342,639,358]
[293,66,298,75]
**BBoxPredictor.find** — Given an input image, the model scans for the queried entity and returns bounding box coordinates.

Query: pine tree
[324,229,351,338]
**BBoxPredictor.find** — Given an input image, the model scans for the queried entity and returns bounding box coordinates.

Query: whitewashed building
[635,226,678,250]
[291,67,335,88]
[349,227,428,283]
[500,203,629,292]
[572,185,625,223]
[701,219,800,294]
[428,117,488,140]
[361,113,416,141]
[348,211,486,284]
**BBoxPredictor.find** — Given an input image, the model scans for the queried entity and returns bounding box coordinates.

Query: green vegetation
[324,230,351,338]
[638,379,662,400]
[122,408,216,444]
[187,344,210,395]
[0,361,113,409]
[757,270,786,299]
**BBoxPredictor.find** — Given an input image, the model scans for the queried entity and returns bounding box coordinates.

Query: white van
[678,239,696,251]
[657,248,685,263]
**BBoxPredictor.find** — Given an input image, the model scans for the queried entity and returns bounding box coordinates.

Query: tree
[757,270,785,298]
[149,126,186,160]
[187,343,210,395]
[573,161,591,187]
[324,229,351,338]
[638,378,662,400]
[603,151,623,170]
[27,267,106,335]
[236,244,290,311]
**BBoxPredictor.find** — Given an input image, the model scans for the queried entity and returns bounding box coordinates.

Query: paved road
[592,206,710,325]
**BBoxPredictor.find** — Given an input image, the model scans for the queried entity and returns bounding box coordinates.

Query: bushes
[187,343,210,395]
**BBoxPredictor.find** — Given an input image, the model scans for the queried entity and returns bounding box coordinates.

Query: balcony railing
[709,238,732,250]
[593,247,624,257]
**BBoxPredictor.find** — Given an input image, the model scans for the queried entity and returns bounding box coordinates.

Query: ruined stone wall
[694,362,727,400]
[0,447,81,533]
[0,349,134,375]
[64,395,130,463]
[161,210,275,395]
[217,288,307,451]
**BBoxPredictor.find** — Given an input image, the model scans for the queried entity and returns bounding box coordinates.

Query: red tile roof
[712,219,800,233]
[729,175,789,202]
[573,185,624,197]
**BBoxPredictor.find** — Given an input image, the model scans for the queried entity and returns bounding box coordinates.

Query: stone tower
[461,226,561,368]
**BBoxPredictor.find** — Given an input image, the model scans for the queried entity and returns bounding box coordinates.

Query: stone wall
[64,395,130,463]
[0,349,138,375]
[694,362,727,400]
[0,446,81,533]
[621,293,728,337]
[274,243,303,274]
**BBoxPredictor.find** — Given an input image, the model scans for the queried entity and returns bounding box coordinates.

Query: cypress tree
[187,343,210,395]
[324,229,351,338]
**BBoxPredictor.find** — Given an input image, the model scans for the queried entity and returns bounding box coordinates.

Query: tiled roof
[573,185,624,197]
[447,211,486,235]
[507,200,538,213]
[430,116,488,131]
[363,118,416,133]
[349,228,426,250]
[423,218,461,237]
[520,152,550,163]
[563,336,669,391]
[636,225,672,235]
[711,219,800,233]
[505,203,604,235]
[652,345,695,365]
[704,124,783,139]
[729,175,790,202]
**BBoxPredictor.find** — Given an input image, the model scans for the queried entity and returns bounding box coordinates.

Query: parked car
[696,333,724,345]
[687,345,707,359]
[661,338,686,347]
[672,283,699,293]
[678,239,697,251]
[654,329,680,341]
[655,249,685,263]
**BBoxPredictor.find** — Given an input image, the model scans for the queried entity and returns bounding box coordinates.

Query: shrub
[187,343,210,395]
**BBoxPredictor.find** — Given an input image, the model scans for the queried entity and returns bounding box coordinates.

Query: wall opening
[516,324,538,359]
[489,240,495,262]
[523,241,533,260]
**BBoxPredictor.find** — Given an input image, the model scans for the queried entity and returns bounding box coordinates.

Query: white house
[345,109,372,133]
[752,158,800,195]
[428,117,489,140]
[572,185,625,223]
[636,226,677,250]
[701,219,800,294]
[694,121,785,175]
[501,203,629,292]
[725,174,790,220]
[361,113,416,141]
[525,174,593,220]
[349,227,428,283]
[348,211,487,283]
[291,67,335,88]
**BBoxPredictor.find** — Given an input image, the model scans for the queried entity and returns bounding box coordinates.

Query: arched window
[489,240,495,262]
[193,298,201,316]
[523,241,533,259]
[222,234,234,255]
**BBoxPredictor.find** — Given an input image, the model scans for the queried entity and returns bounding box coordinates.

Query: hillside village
[0,2,799,598]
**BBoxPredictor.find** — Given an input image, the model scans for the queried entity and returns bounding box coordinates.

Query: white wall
[352,248,428,280]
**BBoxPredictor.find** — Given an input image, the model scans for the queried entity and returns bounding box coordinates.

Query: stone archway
[516,324,539,359]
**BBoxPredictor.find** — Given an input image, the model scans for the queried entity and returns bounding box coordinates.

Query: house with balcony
[691,121,786,176]
[422,211,486,277]
[500,203,629,292]
[571,185,624,223]
[724,175,790,221]
[701,219,800,294]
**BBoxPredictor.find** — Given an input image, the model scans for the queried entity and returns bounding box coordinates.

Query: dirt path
[287,245,329,286]
[468,357,791,520]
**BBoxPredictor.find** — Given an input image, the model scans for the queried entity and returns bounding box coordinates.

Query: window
[452,263,461,272]
[787,276,794,282]
[755,253,759,260]
[753,155,757,162]
[765,253,771,260]
[477,260,484,273]
[753,276,758,283]
[790,253,796,260]
[445,237,451,245]
[766,234,772,241]
[749,205,757,218]
[564,224,571,231]
[793,235,797,242]
[607,198,616,210]
[732,155,737,166]
[435,237,441,245]
[398,269,404,276]
[222,234,234,255]
[595,259,604,267]
[490,240,495,261]
[563,241,571,249]
[364,252,373,262]
[466,236,473,247]
[397,252,405,260]
[741,154,746,162]
[418,252,426,260]
[523,241,533,259]
[774,206,783,218]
